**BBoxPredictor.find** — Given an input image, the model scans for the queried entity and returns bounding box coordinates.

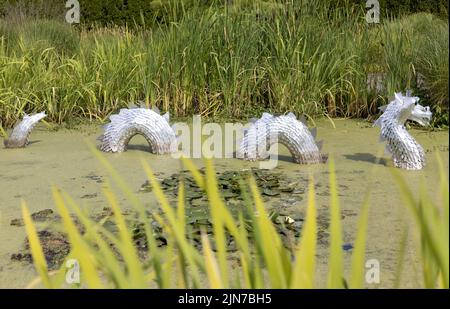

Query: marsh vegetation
[0,0,448,289]
[0,1,448,129]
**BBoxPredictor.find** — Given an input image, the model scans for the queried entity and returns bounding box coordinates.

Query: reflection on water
[0,118,448,288]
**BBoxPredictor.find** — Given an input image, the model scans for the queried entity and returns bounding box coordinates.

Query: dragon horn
[261,112,273,120]
[316,140,323,150]
[394,92,403,102]
[286,112,297,119]
[162,112,170,123]
[378,105,388,112]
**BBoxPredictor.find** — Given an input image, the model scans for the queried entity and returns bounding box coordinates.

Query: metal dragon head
[394,92,432,126]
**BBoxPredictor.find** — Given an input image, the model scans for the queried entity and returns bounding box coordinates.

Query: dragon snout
[410,104,432,126]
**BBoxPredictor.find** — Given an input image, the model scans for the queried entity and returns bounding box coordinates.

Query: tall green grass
[392,155,449,288]
[21,152,449,288]
[0,2,448,127]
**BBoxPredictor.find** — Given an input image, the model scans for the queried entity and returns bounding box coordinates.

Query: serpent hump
[238,113,274,161]
[238,113,326,164]
[98,108,177,154]
[4,112,47,148]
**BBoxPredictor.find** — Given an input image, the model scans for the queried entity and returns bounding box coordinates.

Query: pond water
[0,118,448,288]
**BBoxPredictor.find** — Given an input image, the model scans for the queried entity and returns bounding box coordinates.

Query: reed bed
[0,1,448,128]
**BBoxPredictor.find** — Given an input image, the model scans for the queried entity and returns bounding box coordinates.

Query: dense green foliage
[0,1,448,128]
[2,0,203,26]
[0,0,448,26]
[378,0,448,18]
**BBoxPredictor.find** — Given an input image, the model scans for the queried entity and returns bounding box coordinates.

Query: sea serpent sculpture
[97,108,177,154]
[3,112,47,148]
[374,91,432,170]
[237,112,327,164]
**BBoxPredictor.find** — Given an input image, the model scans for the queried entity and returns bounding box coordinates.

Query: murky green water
[0,119,448,288]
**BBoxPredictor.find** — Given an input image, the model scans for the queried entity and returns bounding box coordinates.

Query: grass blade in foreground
[291,177,317,288]
[327,157,344,288]
[21,201,52,288]
[349,195,370,289]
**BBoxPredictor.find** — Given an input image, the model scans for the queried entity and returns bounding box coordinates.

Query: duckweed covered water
[0,119,448,288]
